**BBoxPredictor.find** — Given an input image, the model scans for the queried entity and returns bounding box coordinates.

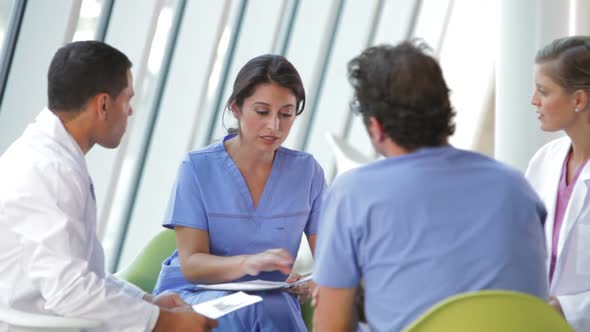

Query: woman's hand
[285,273,315,303]
[241,248,293,276]
[549,296,565,317]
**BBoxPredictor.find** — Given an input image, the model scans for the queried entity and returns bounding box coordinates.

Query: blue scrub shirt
[314,145,548,332]
[154,137,326,331]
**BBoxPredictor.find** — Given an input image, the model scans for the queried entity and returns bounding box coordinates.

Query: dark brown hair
[348,40,455,150]
[226,54,305,114]
[48,41,132,112]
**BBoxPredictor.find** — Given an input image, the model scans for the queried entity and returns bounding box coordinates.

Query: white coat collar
[548,137,590,267]
[561,150,590,244]
[33,108,89,175]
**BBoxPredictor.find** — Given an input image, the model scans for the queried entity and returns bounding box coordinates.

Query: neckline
[219,136,282,214]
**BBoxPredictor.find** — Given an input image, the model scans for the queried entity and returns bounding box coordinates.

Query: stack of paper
[196,274,313,292]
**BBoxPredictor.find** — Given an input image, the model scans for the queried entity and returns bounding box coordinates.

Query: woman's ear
[230,101,240,118]
[574,89,589,112]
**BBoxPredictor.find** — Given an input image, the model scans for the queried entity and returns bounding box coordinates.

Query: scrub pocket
[576,224,590,275]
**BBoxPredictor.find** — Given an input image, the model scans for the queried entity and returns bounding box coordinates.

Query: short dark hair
[47,40,132,112]
[535,36,590,93]
[347,40,455,150]
[226,54,305,115]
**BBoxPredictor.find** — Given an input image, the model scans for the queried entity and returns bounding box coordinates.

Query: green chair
[403,290,574,332]
[115,229,314,330]
[115,229,177,292]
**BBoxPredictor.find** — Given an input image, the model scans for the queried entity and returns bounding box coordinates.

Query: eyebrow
[252,102,296,109]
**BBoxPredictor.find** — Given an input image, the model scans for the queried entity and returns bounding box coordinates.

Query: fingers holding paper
[286,273,316,303]
[242,248,294,276]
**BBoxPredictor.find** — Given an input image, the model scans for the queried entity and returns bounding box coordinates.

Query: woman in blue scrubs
[153,54,326,331]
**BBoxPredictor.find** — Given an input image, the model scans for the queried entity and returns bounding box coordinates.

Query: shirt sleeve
[313,179,361,288]
[164,154,208,231]
[106,274,147,299]
[8,163,159,332]
[305,160,327,235]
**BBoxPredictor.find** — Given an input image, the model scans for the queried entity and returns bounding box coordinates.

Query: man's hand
[154,308,218,332]
[151,293,190,309]
[549,296,565,317]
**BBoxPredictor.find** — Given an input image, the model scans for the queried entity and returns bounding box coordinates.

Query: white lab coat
[0,109,159,332]
[526,136,590,331]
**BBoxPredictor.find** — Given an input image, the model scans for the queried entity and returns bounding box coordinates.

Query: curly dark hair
[347,40,455,150]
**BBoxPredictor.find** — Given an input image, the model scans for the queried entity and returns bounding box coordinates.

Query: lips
[260,136,279,143]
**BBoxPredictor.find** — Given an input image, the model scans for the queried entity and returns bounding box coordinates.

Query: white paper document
[196,274,313,292]
[192,291,262,319]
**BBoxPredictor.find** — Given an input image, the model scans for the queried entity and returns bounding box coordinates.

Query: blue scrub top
[154,137,326,293]
[314,145,548,332]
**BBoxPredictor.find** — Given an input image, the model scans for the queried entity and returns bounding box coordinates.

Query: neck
[565,116,590,164]
[53,110,94,155]
[225,136,275,169]
[380,143,412,158]
[377,138,448,158]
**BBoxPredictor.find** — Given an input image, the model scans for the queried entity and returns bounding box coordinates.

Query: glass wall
[72,0,104,41]
[0,0,503,272]
[0,1,13,57]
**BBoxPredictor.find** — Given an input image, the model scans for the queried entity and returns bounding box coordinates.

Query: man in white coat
[0,41,217,331]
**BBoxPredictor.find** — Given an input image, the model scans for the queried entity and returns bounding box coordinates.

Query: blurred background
[0,0,587,273]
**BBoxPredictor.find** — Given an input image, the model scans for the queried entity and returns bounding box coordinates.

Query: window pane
[100,0,182,271]
[72,0,103,41]
[0,0,13,58]
[118,0,229,269]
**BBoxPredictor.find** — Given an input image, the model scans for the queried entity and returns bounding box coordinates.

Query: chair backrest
[114,229,176,292]
[325,132,373,175]
[403,290,574,332]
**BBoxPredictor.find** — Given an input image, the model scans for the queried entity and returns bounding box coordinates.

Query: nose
[266,113,279,131]
[530,93,539,107]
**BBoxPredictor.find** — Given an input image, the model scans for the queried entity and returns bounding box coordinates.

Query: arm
[8,165,159,331]
[307,234,317,256]
[175,226,293,284]
[313,286,357,332]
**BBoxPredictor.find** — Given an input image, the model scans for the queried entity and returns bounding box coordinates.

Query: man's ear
[93,93,110,119]
[367,116,384,143]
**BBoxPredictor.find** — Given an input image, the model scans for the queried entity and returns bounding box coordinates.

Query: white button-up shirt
[0,108,159,331]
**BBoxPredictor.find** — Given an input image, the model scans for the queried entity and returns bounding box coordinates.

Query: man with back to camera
[312,40,549,331]
[0,41,217,331]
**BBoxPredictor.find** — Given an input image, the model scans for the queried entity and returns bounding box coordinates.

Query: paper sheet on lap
[196,274,313,292]
[192,291,262,319]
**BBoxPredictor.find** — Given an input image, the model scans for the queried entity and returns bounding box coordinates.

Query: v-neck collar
[219,135,282,215]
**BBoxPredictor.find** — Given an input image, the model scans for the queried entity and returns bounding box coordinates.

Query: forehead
[123,69,134,94]
[248,82,296,102]
[534,62,559,85]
